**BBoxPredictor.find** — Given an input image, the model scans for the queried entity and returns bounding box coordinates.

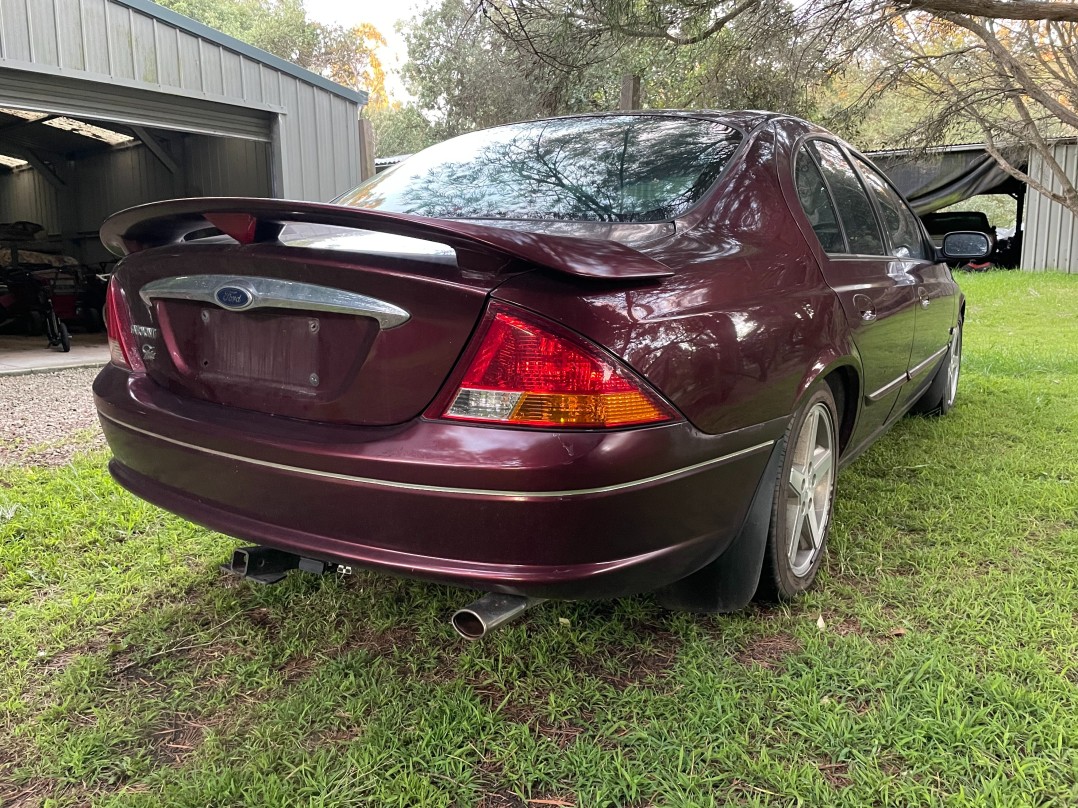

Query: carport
[1,0,369,363]
[870,141,1078,274]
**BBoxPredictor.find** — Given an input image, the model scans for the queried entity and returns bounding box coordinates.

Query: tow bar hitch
[223,546,334,584]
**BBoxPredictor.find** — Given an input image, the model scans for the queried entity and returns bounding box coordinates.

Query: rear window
[921,211,992,235]
[336,116,743,223]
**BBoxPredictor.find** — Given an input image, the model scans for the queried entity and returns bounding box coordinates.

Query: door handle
[852,293,876,321]
[918,287,930,308]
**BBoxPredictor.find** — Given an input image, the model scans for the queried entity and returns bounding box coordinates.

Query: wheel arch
[822,365,859,456]
[794,355,861,457]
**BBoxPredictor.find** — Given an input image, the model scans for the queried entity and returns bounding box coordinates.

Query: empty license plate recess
[151,295,383,407]
[147,298,383,421]
[196,307,324,389]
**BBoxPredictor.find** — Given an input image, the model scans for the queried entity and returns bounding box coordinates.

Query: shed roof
[0,107,137,168]
[867,144,1028,214]
[116,0,367,106]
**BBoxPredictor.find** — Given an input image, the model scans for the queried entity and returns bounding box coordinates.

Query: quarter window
[794,146,845,253]
[809,141,886,256]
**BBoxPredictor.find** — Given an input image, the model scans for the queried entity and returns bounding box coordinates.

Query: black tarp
[868,147,1027,215]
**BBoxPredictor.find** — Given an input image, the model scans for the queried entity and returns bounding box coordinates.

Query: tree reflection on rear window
[336,116,743,223]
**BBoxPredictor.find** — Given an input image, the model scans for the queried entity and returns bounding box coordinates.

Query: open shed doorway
[0,104,272,363]
[923,185,1026,269]
[869,145,1028,270]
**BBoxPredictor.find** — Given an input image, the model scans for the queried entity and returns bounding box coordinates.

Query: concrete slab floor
[0,332,110,375]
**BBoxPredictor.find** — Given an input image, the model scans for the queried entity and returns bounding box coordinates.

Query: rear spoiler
[100,198,674,281]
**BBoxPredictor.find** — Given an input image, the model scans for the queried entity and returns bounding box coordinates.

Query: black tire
[757,384,839,601]
[910,321,962,417]
[58,322,71,352]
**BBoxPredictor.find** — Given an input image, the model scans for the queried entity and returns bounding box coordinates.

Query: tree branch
[902,0,1078,23]
[605,0,762,45]
[935,11,1078,130]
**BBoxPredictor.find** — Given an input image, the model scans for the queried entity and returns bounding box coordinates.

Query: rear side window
[794,146,845,253]
[854,156,929,260]
[335,116,743,223]
[809,141,886,256]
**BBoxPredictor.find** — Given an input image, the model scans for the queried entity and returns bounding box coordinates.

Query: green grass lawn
[2,272,1076,807]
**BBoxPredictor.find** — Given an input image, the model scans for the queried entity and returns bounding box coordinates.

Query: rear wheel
[58,322,71,352]
[911,321,962,416]
[757,384,838,601]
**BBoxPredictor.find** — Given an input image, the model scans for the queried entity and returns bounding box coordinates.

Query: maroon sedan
[94,112,981,636]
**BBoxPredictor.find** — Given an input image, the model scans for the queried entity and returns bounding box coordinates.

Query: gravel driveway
[0,367,105,468]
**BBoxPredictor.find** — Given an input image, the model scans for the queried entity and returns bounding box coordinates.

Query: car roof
[479,109,791,137]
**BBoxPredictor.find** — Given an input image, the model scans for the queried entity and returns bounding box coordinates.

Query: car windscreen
[335,116,743,223]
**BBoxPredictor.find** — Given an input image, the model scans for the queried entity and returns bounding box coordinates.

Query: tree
[810,2,1078,216]
[446,0,1078,217]
[401,0,616,139]
[917,11,1078,214]
[475,0,828,113]
[366,103,438,157]
[905,0,1078,24]
[480,0,763,53]
[313,23,388,107]
[399,0,831,142]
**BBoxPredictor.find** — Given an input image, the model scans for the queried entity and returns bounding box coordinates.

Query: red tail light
[438,303,676,428]
[104,275,144,372]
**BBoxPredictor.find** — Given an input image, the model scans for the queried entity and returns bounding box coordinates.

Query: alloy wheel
[784,402,837,578]
[945,326,962,409]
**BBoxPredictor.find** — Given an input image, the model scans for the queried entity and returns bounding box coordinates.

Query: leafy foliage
[801,3,1078,216]
[391,0,1078,220]
[399,0,830,142]
[401,0,612,139]
[366,103,439,158]
[315,23,388,106]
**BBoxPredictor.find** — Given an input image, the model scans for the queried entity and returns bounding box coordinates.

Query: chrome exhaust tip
[451,593,545,640]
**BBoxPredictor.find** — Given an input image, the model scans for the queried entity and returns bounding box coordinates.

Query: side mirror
[941,231,991,261]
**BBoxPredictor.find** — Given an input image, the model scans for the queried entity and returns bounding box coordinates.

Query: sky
[303,0,423,100]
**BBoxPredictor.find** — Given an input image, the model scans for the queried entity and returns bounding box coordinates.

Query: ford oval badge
[215,286,252,309]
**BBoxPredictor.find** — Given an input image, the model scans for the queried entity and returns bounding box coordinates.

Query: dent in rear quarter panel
[493,123,849,436]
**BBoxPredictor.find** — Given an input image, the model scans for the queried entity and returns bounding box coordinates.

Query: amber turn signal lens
[443,305,675,428]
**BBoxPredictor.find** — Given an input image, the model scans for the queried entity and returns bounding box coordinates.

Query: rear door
[850,154,956,397]
[793,139,918,440]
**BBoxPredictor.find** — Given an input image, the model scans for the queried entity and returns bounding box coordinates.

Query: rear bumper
[94,365,785,599]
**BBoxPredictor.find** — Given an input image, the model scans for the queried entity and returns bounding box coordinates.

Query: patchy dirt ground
[0,367,104,467]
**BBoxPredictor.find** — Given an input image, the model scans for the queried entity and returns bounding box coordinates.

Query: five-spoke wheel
[759,384,839,599]
[944,324,961,411]
[784,401,836,578]
[912,320,963,416]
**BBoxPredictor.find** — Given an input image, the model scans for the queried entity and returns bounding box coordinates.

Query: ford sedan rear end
[94,111,966,623]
